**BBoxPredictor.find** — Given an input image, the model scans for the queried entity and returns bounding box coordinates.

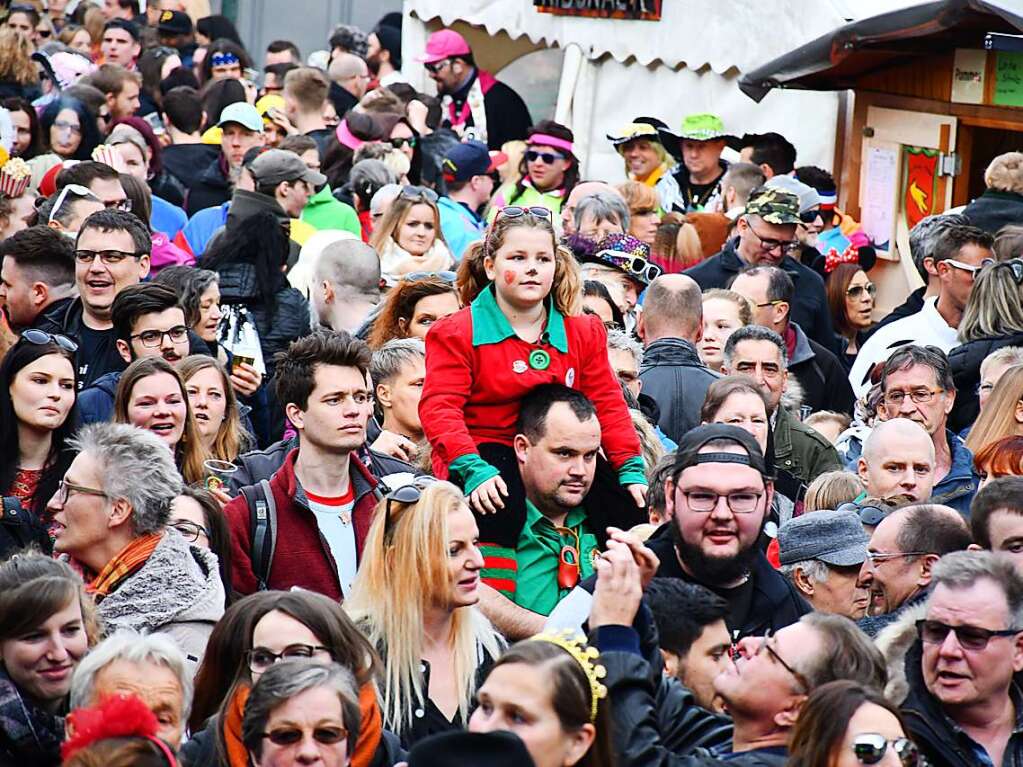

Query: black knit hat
[407,731,535,767]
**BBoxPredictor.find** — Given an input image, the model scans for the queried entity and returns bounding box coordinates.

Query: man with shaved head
[636,274,718,442]
[327,52,370,116]
[561,181,624,235]
[311,239,382,334]
[856,503,972,636]
[858,417,937,504]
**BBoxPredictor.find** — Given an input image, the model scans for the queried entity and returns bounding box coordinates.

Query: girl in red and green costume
[420,208,647,585]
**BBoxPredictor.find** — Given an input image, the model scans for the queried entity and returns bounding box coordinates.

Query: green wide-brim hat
[658,113,737,161]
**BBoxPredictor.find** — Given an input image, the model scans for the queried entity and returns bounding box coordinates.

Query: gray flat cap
[778,509,869,567]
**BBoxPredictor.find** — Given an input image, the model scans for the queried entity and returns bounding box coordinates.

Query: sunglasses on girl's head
[211,52,240,67]
[21,329,78,353]
[852,734,919,766]
[497,205,553,222]
[526,149,566,165]
[399,185,438,203]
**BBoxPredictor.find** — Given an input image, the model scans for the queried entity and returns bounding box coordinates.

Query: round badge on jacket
[528,349,550,370]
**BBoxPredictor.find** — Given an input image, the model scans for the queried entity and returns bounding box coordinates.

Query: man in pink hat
[419,28,531,151]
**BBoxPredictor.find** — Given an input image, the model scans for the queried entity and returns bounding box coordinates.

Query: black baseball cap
[158,10,193,36]
[104,18,141,42]
[671,423,772,479]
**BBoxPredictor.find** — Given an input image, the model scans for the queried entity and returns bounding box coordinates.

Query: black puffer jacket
[214,261,310,380]
[948,331,1023,433]
[639,338,720,444]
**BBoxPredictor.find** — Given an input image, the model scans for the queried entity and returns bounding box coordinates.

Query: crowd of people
[1,1,1023,766]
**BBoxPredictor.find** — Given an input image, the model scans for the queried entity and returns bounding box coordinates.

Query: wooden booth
[739,0,1023,311]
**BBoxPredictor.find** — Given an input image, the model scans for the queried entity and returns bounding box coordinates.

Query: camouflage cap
[744,185,801,225]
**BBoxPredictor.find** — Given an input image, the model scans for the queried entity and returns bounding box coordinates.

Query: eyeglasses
[497,205,553,223]
[836,502,886,527]
[744,219,799,255]
[21,329,78,353]
[75,249,143,265]
[882,388,943,406]
[399,185,438,203]
[49,184,96,225]
[594,248,663,283]
[171,519,209,543]
[846,283,877,298]
[993,258,1023,284]
[390,136,417,150]
[102,197,133,212]
[753,299,785,309]
[864,550,931,566]
[526,149,566,165]
[130,325,189,348]
[55,479,107,506]
[403,270,456,283]
[211,52,240,67]
[383,477,438,545]
[37,29,52,39]
[916,619,1021,651]
[942,257,993,276]
[679,489,763,514]
[247,644,334,673]
[424,59,451,74]
[756,630,809,692]
[852,734,919,766]
[53,119,82,136]
[264,726,348,747]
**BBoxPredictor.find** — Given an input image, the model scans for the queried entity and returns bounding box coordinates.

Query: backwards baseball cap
[249,149,326,188]
[417,29,471,64]
[218,102,263,132]
[744,185,801,225]
[671,423,771,479]
[442,140,500,183]
[157,10,193,36]
[778,509,870,567]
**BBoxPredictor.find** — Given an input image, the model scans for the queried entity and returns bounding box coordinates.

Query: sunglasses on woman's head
[852,734,918,766]
[403,270,456,283]
[383,477,438,545]
[497,205,553,223]
[399,185,438,203]
[21,329,78,353]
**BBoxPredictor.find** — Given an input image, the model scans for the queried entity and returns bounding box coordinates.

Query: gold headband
[531,629,607,722]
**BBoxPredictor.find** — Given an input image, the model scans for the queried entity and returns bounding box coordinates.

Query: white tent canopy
[404,0,852,181]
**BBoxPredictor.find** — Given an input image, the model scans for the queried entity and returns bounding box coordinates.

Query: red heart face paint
[503,270,516,286]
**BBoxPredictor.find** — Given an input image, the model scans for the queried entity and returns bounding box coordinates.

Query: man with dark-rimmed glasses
[902,551,1023,767]
[684,185,838,353]
[58,208,151,389]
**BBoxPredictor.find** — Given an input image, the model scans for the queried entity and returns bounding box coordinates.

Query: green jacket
[773,405,842,486]
[301,186,361,236]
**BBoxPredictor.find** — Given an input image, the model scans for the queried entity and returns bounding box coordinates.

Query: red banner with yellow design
[903,147,940,230]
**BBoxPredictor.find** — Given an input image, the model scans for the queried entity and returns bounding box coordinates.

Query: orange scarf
[87,533,163,599]
[221,681,382,767]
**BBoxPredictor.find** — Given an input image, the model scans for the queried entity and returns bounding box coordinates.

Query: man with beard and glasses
[546,424,811,640]
[224,331,383,600]
[77,282,192,425]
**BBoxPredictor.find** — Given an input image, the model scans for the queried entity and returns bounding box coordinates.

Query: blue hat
[442,140,499,183]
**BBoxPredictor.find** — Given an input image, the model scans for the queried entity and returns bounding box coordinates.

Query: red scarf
[87,533,163,599]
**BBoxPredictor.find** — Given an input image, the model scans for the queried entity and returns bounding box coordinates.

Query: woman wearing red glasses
[489,121,579,221]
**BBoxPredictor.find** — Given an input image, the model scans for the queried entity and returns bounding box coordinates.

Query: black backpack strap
[241,481,277,591]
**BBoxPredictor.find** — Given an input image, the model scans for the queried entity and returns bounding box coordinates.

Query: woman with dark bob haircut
[181,590,390,767]
[40,95,101,161]
[788,680,918,767]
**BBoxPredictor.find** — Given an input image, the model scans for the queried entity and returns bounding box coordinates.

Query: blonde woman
[0,27,38,100]
[179,355,251,464]
[616,181,660,246]
[965,364,1023,455]
[369,187,453,285]
[346,479,503,748]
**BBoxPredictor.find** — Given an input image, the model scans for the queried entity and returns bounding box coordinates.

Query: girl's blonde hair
[0,28,38,86]
[966,364,1023,454]
[459,212,581,315]
[178,354,250,464]
[345,481,502,733]
[803,470,864,513]
[369,191,446,256]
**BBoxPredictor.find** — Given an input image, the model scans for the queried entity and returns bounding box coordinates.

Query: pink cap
[417,29,472,64]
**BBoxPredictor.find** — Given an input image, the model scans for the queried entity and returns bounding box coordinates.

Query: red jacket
[225,448,381,600]
[420,287,641,479]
